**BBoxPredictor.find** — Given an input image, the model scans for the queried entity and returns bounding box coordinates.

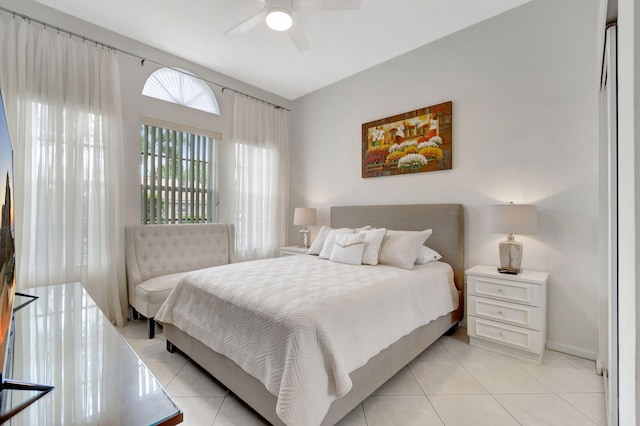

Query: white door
[599,25,618,426]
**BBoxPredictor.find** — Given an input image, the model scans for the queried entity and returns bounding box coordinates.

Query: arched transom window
[142,67,220,115]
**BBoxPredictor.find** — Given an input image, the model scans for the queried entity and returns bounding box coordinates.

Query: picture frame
[362,101,452,178]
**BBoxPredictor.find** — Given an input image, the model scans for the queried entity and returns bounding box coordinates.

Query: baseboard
[596,355,604,375]
[546,340,597,360]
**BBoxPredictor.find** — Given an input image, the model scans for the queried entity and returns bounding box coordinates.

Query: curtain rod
[0,5,291,112]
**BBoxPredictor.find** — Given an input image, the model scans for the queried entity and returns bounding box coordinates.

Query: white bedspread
[155,255,458,426]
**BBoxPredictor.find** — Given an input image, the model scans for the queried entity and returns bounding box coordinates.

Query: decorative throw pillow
[329,232,366,265]
[307,225,371,255]
[360,228,387,266]
[415,245,442,264]
[306,225,332,255]
[379,229,433,270]
[319,228,355,259]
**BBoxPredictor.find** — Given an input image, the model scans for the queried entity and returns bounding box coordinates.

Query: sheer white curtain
[0,17,126,325]
[233,94,289,260]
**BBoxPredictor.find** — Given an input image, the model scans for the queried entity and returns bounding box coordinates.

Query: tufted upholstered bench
[125,223,235,338]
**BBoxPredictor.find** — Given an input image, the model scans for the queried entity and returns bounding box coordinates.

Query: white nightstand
[279,246,309,257]
[466,265,548,363]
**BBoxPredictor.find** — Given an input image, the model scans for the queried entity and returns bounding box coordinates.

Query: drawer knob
[498,289,503,292]
[497,311,503,315]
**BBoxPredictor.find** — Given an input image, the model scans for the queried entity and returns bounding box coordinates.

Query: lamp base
[498,237,523,274]
[298,229,310,248]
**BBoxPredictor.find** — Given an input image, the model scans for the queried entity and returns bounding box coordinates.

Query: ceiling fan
[224,0,362,52]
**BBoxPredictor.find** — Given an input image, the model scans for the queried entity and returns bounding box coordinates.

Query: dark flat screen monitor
[0,88,16,383]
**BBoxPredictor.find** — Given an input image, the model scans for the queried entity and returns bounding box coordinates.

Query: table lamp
[490,202,537,274]
[294,207,316,248]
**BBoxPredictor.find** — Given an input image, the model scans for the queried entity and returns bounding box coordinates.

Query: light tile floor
[117,321,606,426]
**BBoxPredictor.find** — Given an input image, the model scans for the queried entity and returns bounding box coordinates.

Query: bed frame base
[164,307,461,426]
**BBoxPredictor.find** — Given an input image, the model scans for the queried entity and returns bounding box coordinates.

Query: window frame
[140,117,221,224]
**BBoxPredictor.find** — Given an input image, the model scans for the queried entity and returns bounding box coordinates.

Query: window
[142,68,220,115]
[140,119,220,224]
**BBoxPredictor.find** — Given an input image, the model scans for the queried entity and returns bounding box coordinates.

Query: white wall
[289,0,600,357]
[4,0,292,229]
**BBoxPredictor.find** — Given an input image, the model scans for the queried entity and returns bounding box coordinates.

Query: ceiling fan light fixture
[266,8,292,31]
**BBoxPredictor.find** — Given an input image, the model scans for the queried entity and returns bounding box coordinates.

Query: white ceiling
[33,0,532,101]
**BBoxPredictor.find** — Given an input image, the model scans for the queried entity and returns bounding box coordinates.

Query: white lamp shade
[490,204,538,235]
[293,207,316,226]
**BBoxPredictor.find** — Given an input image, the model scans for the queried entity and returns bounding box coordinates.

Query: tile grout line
[210,394,226,426]
[490,393,524,426]
[514,357,605,395]
[469,339,604,423]
[438,336,493,394]
[406,359,447,425]
[359,402,369,426]
[434,357,525,425]
[460,350,551,395]
[438,334,531,426]
[556,393,602,426]
[544,355,604,423]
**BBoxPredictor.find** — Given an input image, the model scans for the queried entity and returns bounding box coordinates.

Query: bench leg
[130,306,140,321]
[148,318,156,339]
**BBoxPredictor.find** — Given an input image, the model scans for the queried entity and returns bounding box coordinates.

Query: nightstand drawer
[468,317,544,354]
[468,275,542,306]
[468,295,543,330]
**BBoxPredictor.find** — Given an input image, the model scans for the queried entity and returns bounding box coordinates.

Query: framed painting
[362,101,452,178]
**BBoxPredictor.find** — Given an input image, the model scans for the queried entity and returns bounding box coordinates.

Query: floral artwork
[362,101,452,178]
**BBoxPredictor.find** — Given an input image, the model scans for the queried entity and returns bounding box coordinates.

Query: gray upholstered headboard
[330,204,464,291]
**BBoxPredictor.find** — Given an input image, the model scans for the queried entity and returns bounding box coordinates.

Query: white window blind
[140,119,220,224]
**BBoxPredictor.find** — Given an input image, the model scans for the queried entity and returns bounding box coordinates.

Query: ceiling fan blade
[294,0,361,10]
[224,9,266,38]
[289,24,310,52]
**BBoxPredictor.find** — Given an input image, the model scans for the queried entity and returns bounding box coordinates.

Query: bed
[157,204,464,426]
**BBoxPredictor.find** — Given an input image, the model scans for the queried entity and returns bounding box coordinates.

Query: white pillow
[307,225,371,255]
[330,232,366,265]
[415,245,442,264]
[319,228,355,259]
[360,228,387,266]
[306,225,332,255]
[379,229,433,270]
